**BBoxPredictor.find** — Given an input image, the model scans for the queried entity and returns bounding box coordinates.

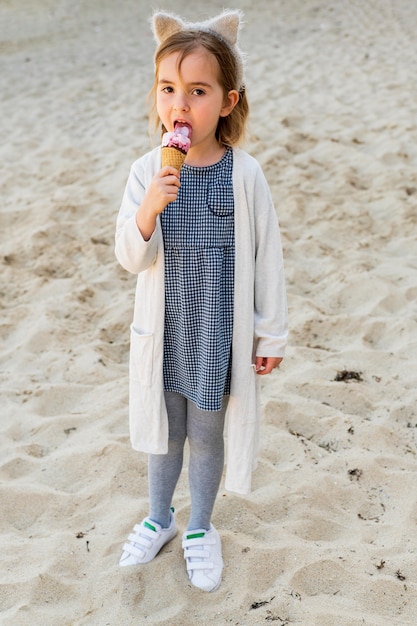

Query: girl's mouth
[174,121,192,137]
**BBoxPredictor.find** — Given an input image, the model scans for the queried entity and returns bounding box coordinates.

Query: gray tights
[148,391,227,531]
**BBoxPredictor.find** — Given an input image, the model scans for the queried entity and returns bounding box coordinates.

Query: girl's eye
[192,88,206,96]
[162,86,174,93]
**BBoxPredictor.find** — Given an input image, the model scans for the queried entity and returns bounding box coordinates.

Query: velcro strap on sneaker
[183,547,210,559]
[122,542,146,558]
[186,560,215,571]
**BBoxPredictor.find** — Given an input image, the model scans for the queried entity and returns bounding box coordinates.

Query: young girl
[115,9,287,592]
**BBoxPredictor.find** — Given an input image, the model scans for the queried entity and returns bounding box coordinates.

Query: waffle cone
[161,146,187,171]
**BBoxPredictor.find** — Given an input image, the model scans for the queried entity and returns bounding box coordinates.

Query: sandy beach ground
[1,0,417,624]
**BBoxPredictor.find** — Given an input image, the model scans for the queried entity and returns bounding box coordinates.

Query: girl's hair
[150,30,249,146]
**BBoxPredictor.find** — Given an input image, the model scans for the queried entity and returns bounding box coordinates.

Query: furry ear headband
[151,9,245,90]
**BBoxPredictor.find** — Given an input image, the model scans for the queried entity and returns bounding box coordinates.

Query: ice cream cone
[161,146,187,171]
[161,124,191,172]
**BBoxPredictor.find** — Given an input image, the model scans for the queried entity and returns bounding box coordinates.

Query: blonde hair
[150,30,249,146]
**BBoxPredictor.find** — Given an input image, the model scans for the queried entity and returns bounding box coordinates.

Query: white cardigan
[115,147,288,494]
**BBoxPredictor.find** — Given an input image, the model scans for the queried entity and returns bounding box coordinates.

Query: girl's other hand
[255,356,283,375]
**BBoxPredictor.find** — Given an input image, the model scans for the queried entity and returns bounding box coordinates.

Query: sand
[1,0,417,624]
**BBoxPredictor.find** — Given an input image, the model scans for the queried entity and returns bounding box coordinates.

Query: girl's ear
[220,90,240,118]
[152,12,185,44]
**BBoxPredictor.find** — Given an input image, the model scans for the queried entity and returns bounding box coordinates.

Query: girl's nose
[173,94,190,111]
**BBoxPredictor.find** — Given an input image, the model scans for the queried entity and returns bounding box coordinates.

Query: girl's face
[156,46,238,162]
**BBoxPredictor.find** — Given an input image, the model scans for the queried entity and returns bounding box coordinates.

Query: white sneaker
[119,512,177,566]
[182,524,223,592]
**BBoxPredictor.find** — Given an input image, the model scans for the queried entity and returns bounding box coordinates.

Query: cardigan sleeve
[115,156,158,275]
[253,166,288,357]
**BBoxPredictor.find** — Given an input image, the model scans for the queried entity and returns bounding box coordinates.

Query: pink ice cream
[162,124,192,154]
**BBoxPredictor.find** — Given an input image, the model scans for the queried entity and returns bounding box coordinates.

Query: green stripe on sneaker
[186,532,205,539]
[144,521,156,532]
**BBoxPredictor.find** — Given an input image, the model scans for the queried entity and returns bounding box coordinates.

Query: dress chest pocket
[207,184,234,218]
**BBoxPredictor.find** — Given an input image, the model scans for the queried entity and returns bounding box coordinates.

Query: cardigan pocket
[239,364,259,424]
[130,324,154,387]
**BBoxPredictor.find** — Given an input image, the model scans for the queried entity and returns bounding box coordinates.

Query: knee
[168,434,186,455]
[188,430,224,456]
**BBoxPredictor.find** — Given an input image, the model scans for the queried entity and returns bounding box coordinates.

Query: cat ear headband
[151,9,246,91]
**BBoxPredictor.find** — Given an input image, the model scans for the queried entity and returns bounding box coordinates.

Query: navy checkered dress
[160,148,234,411]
